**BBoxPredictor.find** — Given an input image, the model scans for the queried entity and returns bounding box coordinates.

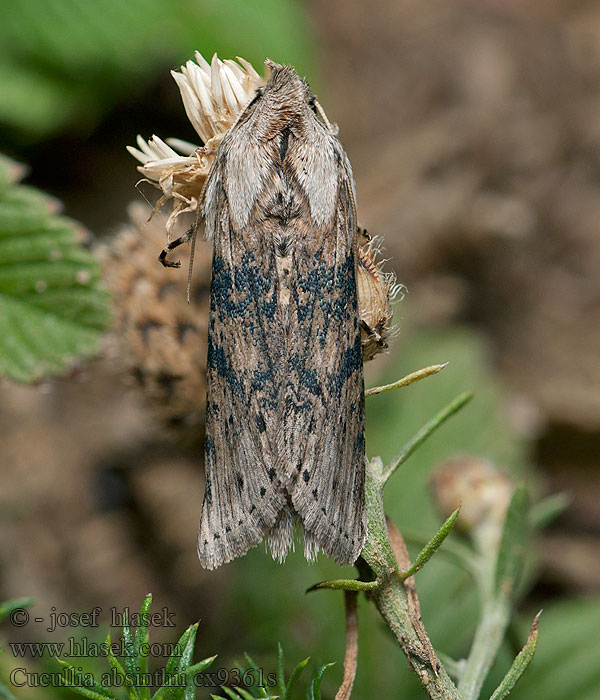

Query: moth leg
[359,320,388,349]
[158,227,193,268]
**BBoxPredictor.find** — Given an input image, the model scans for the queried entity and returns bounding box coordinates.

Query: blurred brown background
[1,0,599,696]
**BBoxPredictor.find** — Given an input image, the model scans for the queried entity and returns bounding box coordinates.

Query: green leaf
[135,594,152,700]
[220,689,241,700]
[0,156,110,383]
[0,677,17,700]
[178,623,199,672]
[365,363,448,396]
[306,578,378,593]
[0,597,34,623]
[153,624,197,700]
[489,611,541,700]
[57,679,117,700]
[399,506,461,580]
[165,626,192,680]
[122,608,139,690]
[57,658,121,700]
[305,663,334,700]
[506,598,600,700]
[529,493,570,529]
[284,657,309,700]
[494,486,529,599]
[276,643,285,695]
[105,632,140,700]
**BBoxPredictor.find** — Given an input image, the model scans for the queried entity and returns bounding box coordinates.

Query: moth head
[243,59,313,136]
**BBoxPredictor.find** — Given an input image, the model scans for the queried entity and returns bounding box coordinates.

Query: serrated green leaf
[495,486,529,599]
[0,156,109,383]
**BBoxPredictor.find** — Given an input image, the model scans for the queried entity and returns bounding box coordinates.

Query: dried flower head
[430,455,514,551]
[97,202,212,444]
[357,233,403,360]
[127,53,267,235]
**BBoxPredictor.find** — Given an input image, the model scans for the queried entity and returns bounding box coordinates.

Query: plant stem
[361,458,463,699]
[457,596,511,700]
[370,571,463,699]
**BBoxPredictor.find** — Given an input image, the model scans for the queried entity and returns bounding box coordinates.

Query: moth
[164,60,366,569]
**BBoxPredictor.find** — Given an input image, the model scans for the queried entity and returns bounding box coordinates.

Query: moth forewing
[197,62,366,569]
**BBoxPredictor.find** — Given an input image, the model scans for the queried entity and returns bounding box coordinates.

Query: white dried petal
[166,138,198,155]
[128,52,268,236]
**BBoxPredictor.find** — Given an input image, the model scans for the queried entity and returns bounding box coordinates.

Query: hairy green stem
[457,596,511,700]
[361,458,463,699]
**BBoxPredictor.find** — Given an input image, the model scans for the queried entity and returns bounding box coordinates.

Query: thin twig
[334,591,359,700]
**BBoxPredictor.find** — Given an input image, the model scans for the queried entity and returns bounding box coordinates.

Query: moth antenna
[314,99,334,132]
[184,164,214,301]
[186,219,198,304]
[343,165,359,233]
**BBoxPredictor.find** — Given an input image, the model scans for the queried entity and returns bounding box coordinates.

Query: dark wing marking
[282,152,366,565]
[198,163,288,570]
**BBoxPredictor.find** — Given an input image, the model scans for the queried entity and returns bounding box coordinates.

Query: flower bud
[430,455,513,551]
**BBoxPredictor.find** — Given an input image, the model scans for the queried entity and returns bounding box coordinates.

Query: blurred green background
[1,0,600,698]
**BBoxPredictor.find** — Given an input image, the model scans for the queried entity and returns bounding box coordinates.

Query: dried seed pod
[357,235,400,361]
